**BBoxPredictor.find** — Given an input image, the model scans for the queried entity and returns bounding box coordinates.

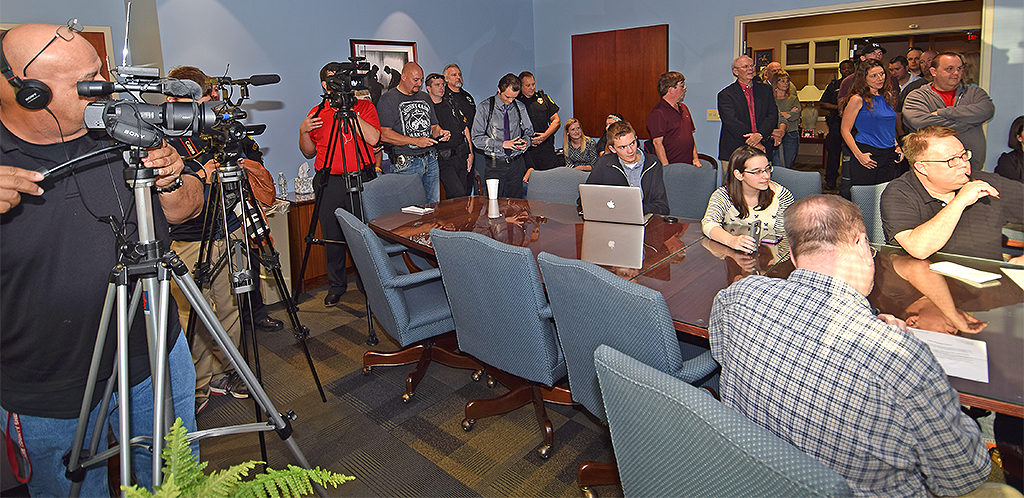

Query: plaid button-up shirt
[710,269,990,497]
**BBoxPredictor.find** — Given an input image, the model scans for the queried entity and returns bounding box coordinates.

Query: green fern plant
[123,418,353,497]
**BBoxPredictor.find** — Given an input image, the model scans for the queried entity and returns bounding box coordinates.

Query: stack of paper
[401,205,434,215]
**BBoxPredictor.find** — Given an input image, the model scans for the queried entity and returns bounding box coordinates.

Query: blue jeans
[773,130,800,169]
[391,151,440,203]
[1,331,196,497]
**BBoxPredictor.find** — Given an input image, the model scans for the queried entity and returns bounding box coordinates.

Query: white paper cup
[488,199,501,218]
[486,178,499,200]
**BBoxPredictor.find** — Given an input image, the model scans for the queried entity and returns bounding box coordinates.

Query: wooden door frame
[734,0,994,91]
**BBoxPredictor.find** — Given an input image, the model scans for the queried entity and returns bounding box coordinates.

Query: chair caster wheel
[537,444,552,459]
[471,369,484,382]
[362,366,371,375]
[402,392,413,403]
[365,335,379,346]
[486,376,496,388]
[461,418,475,431]
[581,486,596,498]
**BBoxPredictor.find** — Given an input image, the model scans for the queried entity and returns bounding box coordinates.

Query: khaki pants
[170,231,242,400]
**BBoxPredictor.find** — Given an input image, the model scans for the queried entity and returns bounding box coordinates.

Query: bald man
[377,61,450,203]
[0,23,202,495]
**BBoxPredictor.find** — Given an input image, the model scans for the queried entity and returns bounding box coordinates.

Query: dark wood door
[572,24,668,142]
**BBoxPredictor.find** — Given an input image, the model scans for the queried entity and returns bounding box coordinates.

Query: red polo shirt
[307,99,380,174]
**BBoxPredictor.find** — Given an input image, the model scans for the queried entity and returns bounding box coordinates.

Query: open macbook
[578,184,652,225]
[581,221,645,269]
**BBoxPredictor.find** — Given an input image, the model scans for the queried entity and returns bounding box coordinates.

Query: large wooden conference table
[368,196,1023,417]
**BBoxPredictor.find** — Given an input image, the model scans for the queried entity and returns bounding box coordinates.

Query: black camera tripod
[294,89,381,345]
[59,146,319,497]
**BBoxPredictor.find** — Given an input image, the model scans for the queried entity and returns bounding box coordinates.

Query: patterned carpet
[195,286,620,497]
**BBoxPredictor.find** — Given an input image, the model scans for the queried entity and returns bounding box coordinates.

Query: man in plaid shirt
[710,195,990,496]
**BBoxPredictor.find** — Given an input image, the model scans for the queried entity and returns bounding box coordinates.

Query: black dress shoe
[254,316,284,331]
[324,290,343,307]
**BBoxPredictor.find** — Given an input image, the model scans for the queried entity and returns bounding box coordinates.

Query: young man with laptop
[579,120,669,216]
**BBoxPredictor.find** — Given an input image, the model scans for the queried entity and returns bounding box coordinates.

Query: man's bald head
[398,62,424,94]
[0,24,104,142]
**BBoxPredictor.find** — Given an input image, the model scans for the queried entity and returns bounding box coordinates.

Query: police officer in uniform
[443,63,477,192]
[426,72,473,198]
[517,71,561,178]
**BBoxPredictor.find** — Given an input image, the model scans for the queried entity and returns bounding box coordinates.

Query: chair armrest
[671,350,720,385]
[383,267,442,289]
[383,243,407,255]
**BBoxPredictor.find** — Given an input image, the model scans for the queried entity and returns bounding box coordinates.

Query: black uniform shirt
[518,90,559,146]
[430,96,468,153]
[445,86,476,129]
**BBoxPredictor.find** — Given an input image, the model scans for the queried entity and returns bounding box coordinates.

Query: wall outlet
[706,109,720,121]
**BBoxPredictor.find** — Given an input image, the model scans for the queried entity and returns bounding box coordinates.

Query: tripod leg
[66,282,116,496]
[172,270,314,470]
[116,282,133,491]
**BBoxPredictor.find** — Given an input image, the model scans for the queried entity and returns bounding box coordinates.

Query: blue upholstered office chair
[771,166,823,201]
[352,173,432,345]
[697,153,720,185]
[335,208,478,401]
[594,345,852,497]
[430,229,572,459]
[850,182,890,244]
[662,163,718,219]
[537,252,719,495]
[525,167,590,204]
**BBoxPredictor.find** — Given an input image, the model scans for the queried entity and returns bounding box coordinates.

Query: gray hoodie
[902,83,994,172]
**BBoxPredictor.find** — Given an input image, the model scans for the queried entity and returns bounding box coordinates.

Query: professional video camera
[325,56,369,111]
[78,65,278,150]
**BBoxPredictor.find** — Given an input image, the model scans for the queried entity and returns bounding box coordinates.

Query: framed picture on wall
[754,49,773,74]
[350,39,417,91]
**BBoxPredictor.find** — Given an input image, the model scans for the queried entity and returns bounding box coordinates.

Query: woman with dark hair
[840,59,901,186]
[995,115,1023,182]
[701,145,794,253]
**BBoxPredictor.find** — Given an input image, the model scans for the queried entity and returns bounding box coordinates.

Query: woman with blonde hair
[562,118,598,171]
[771,69,800,169]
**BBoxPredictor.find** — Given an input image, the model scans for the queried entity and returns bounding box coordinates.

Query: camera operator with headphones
[0,23,202,495]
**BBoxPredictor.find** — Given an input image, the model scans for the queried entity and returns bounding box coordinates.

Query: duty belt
[394,149,433,165]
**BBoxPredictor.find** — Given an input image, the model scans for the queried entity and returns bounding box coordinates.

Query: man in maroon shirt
[648,71,700,167]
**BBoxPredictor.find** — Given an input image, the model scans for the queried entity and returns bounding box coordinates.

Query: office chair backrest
[594,345,853,497]
[431,229,564,385]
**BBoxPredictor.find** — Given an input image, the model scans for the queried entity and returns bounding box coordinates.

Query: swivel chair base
[362,332,479,402]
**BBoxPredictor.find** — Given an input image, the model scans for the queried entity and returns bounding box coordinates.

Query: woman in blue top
[840,59,901,186]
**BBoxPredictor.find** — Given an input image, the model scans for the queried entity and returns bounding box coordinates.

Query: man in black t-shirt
[0,24,203,496]
[818,59,855,190]
[426,72,472,198]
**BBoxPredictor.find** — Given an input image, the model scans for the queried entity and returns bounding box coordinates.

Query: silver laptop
[581,221,645,269]
[578,184,653,225]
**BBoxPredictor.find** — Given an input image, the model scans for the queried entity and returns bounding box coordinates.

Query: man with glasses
[717,55,778,163]
[881,125,1023,263]
[902,52,993,172]
[580,120,668,215]
[470,73,533,198]
[711,194,992,497]
[0,23,202,495]
[648,71,700,167]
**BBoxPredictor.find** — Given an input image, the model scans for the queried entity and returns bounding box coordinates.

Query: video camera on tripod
[324,56,369,111]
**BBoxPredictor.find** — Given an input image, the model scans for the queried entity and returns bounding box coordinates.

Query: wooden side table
[280,192,329,294]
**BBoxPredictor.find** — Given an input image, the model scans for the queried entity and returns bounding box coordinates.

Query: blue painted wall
[0,0,127,60]
[533,0,1023,170]
[154,0,536,182]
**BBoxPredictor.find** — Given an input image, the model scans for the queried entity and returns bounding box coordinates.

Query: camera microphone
[212,74,281,87]
[77,79,202,99]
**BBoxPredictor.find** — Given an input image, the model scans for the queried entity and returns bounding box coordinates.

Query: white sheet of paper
[929,261,1001,284]
[1001,268,1024,291]
[910,327,989,383]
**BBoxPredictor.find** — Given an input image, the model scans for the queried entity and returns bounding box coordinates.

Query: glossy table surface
[369,197,1022,416]
[768,246,1024,417]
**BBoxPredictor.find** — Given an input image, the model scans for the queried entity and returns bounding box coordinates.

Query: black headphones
[0,30,53,110]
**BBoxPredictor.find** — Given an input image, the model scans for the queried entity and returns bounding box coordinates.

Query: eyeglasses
[21,19,82,77]
[919,150,972,168]
[869,246,878,259]
[742,165,773,176]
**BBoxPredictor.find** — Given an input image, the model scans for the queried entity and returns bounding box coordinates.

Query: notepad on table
[401,205,434,215]
[929,261,1001,287]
